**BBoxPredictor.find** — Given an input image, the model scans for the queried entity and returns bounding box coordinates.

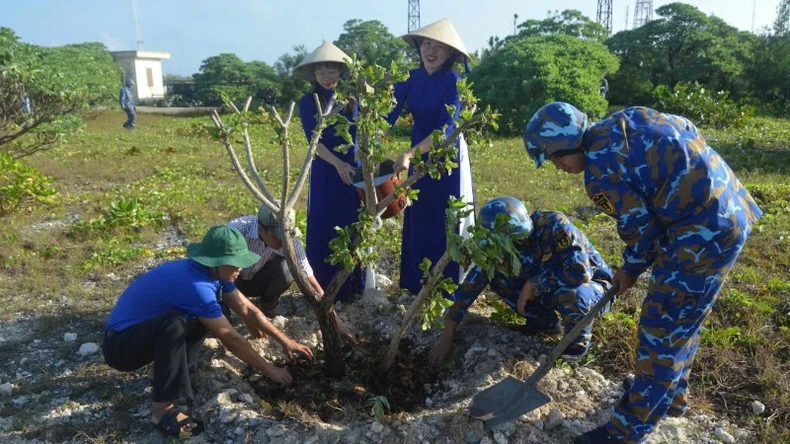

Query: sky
[1,0,782,76]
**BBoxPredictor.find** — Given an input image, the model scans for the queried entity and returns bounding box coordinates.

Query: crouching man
[102,226,314,438]
[429,196,614,368]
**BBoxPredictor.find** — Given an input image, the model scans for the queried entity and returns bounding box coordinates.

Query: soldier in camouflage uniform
[523,102,763,444]
[428,196,614,368]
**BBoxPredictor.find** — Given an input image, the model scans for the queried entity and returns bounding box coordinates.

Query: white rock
[714,427,735,443]
[78,342,100,356]
[303,436,320,444]
[493,431,507,444]
[63,332,78,342]
[0,417,13,432]
[242,393,254,404]
[751,400,766,415]
[12,395,29,408]
[545,409,564,430]
[0,383,13,397]
[267,423,289,437]
[479,437,493,444]
[0,336,6,342]
[425,397,434,407]
[376,274,393,287]
[371,422,385,433]
[533,420,544,431]
[272,316,288,330]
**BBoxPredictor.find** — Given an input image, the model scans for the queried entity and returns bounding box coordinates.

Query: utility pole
[513,13,519,35]
[633,0,654,29]
[597,0,613,34]
[408,0,421,32]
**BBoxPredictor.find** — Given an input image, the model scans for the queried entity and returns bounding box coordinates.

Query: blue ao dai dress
[300,87,363,301]
[386,67,476,295]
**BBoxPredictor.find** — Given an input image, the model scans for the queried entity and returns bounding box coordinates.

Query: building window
[146,68,154,87]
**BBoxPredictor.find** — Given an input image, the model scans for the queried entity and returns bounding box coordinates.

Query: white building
[111,50,171,101]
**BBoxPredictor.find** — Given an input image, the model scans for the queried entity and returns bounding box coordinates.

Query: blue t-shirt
[106,259,234,332]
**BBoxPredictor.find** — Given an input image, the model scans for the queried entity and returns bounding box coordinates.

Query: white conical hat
[293,42,352,81]
[402,18,470,63]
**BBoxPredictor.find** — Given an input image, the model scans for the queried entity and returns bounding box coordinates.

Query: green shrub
[654,82,753,129]
[0,153,57,216]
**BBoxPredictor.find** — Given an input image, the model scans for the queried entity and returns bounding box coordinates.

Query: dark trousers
[103,311,208,402]
[123,107,136,129]
[235,256,292,313]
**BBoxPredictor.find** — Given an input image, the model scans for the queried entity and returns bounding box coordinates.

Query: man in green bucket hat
[103,226,313,438]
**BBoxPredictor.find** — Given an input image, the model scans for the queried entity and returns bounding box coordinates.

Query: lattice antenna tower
[777,0,790,36]
[625,4,630,30]
[132,0,144,49]
[597,0,613,34]
[408,0,421,32]
[633,0,653,29]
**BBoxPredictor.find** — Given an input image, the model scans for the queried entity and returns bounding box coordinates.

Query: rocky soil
[0,283,759,444]
[0,220,760,443]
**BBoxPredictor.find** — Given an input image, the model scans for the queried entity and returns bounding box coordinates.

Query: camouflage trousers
[522,279,611,349]
[605,232,747,443]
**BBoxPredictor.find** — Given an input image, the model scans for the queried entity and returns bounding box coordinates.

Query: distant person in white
[227,205,356,344]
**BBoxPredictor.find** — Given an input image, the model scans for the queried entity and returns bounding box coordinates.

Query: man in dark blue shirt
[103,226,313,438]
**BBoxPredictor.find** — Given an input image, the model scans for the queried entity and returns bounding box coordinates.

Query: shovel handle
[523,281,620,387]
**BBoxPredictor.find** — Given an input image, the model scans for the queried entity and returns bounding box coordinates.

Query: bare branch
[242,97,252,112]
[210,110,278,210]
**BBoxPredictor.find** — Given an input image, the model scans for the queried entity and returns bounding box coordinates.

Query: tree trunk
[381,251,452,371]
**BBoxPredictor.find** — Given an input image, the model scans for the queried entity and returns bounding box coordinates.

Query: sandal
[153,407,204,438]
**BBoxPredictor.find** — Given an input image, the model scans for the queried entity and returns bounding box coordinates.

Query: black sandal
[153,407,205,438]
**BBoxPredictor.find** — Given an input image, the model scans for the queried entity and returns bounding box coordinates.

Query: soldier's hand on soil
[612,269,638,295]
[517,282,537,316]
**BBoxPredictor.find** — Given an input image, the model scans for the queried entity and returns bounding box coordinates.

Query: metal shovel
[469,282,620,426]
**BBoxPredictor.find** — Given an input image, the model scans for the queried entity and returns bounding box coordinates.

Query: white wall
[133,59,166,100]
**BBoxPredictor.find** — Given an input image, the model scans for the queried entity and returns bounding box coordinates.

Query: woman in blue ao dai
[293,42,364,302]
[386,19,476,295]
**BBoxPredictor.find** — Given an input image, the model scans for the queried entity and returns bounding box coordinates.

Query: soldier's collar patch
[541,252,552,262]
[592,192,616,215]
[553,230,571,249]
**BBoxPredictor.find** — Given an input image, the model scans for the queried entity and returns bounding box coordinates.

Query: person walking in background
[523,102,762,444]
[292,42,365,303]
[119,78,136,129]
[386,18,476,295]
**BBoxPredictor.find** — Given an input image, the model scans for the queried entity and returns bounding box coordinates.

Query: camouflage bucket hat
[524,102,589,169]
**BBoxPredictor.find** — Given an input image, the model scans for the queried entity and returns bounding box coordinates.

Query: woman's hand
[395,149,416,174]
[334,162,356,185]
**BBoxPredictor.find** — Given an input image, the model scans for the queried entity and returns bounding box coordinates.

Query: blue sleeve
[531,217,594,294]
[586,165,661,277]
[299,94,318,142]
[221,281,236,294]
[385,80,407,126]
[447,265,490,323]
[182,282,224,319]
[439,73,461,137]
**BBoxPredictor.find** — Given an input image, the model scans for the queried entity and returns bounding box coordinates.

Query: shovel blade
[469,376,551,426]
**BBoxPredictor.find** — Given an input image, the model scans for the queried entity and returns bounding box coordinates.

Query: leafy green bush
[654,82,753,128]
[0,153,57,216]
[71,197,166,236]
[470,33,619,134]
